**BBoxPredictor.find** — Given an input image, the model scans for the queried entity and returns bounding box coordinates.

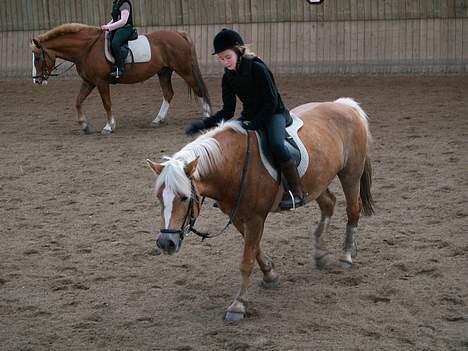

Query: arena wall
[1,0,467,78]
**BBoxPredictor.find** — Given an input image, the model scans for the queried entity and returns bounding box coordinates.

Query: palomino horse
[146,98,374,321]
[30,23,211,134]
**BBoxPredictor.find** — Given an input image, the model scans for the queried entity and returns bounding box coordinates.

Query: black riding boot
[110,49,126,79]
[279,159,305,209]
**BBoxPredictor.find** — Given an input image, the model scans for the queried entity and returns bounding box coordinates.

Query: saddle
[104,32,152,64]
[257,127,301,171]
[252,112,309,182]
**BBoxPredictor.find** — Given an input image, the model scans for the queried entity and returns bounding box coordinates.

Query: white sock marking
[32,53,36,84]
[199,97,211,117]
[156,99,170,121]
[103,116,116,132]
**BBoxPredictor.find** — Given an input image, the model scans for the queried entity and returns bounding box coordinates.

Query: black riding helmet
[212,28,244,55]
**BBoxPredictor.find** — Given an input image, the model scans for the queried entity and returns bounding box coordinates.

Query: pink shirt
[104,3,130,31]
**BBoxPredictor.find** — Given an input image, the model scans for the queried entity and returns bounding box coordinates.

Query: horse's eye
[180,196,188,202]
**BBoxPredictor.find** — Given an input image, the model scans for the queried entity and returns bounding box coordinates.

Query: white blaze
[162,187,175,229]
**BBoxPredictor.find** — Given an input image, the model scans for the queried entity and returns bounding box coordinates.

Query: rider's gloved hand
[241,120,259,131]
[185,120,206,136]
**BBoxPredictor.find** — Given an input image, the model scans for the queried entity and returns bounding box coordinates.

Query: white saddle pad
[255,112,309,180]
[105,32,151,64]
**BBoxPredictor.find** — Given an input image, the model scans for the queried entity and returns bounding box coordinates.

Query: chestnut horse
[146,98,374,321]
[30,23,211,134]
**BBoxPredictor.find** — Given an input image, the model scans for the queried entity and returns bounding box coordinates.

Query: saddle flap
[253,112,309,181]
[257,128,301,170]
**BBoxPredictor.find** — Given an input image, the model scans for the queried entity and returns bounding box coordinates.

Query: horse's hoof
[338,259,353,269]
[261,269,280,289]
[101,128,113,135]
[224,311,245,322]
[315,253,331,270]
[81,123,95,134]
[151,119,167,128]
[261,275,280,289]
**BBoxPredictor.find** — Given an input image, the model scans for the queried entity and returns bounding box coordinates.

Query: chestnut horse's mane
[37,23,99,42]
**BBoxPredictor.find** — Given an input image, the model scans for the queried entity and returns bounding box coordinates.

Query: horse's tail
[360,157,375,216]
[335,97,375,216]
[178,31,212,111]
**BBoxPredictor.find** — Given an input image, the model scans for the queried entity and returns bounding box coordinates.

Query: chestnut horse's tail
[178,31,211,109]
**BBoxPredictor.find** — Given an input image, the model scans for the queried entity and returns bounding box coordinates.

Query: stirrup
[110,68,122,79]
[279,190,304,210]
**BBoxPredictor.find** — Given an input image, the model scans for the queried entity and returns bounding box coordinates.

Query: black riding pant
[110,26,134,65]
[265,112,292,163]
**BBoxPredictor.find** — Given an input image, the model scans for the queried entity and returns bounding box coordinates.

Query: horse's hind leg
[257,247,280,288]
[96,82,116,134]
[179,72,211,118]
[76,80,96,134]
[152,68,174,126]
[314,188,336,269]
[338,172,363,267]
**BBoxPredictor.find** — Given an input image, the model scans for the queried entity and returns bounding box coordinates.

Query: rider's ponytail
[235,45,256,58]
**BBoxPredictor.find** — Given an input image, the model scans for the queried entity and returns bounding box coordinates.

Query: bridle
[159,131,252,243]
[31,31,102,82]
[32,42,71,82]
[159,180,203,242]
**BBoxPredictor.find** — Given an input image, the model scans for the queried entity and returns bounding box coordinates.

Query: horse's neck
[45,32,101,62]
[197,132,246,204]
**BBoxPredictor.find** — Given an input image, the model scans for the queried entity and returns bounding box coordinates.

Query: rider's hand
[242,121,259,131]
[101,25,110,31]
[185,120,206,136]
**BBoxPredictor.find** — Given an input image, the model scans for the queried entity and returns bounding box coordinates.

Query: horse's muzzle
[33,78,48,85]
[156,232,182,255]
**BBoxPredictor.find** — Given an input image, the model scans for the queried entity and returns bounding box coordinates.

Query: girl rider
[186,29,304,210]
[101,0,137,79]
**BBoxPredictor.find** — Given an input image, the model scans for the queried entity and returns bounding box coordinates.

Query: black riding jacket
[203,56,289,130]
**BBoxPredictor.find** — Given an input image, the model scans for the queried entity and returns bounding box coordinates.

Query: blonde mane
[37,23,99,42]
[155,121,246,197]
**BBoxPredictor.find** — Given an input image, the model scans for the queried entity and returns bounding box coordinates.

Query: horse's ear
[146,159,164,175]
[30,39,40,51]
[184,157,199,177]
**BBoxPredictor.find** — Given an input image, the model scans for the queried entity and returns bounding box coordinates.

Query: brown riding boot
[279,159,305,209]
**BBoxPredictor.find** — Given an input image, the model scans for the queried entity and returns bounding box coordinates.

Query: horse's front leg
[75,80,96,134]
[225,218,264,322]
[96,81,116,134]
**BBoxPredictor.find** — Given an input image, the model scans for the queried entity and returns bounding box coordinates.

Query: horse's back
[294,100,368,142]
[146,30,191,46]
[293,100,370,181]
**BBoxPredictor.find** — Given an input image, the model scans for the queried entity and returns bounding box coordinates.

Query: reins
[170,131,252,241]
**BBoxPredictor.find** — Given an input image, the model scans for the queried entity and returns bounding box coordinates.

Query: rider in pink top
[101,0,136,79]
